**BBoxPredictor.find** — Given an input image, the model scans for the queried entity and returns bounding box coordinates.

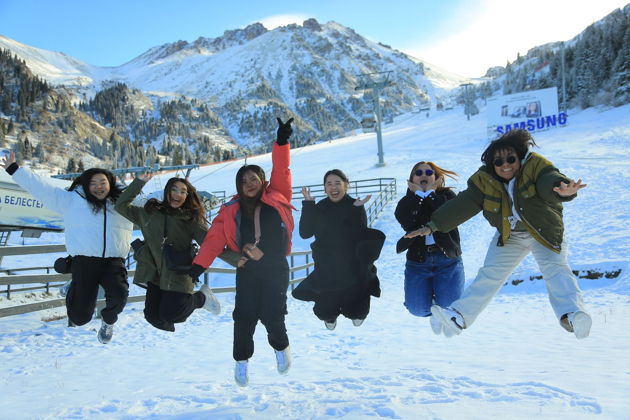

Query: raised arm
[269,117,294,201]
[299,188,317,239]
[114,174,151,225]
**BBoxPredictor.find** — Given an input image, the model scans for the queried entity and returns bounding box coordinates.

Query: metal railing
[0,178,397,318]
[0,251,314,318]
[291,177,396,227]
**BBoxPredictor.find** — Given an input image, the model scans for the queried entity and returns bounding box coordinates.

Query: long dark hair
[408,161,458,193]
[68,168,122,213]
[235,165,266,217]
[144,177,207,225]
[481,129,538,179]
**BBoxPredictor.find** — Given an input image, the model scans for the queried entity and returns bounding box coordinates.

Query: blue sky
[0,0,627,77]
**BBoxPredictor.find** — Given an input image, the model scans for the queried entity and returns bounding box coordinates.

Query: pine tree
[23,136,31,159]
[575,40,597,108]
[612,27,630,105]
[66,157,76,173]
[34,142,45,162]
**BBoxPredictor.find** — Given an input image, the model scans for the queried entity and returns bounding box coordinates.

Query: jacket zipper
[511,176,557,250]
[102,201,107,258]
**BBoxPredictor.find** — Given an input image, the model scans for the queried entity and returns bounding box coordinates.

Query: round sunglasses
[414,169,434,176]
[493,156,517,167]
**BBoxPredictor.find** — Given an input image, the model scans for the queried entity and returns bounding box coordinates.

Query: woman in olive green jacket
[407,129,591,339]
[115,174,220,332]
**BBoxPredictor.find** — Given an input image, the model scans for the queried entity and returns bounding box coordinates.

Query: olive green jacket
[427,152,576,253]
[115,178,208,294]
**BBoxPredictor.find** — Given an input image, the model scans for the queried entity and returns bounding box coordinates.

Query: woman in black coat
[394,161,464,336]
[293,169,384,330]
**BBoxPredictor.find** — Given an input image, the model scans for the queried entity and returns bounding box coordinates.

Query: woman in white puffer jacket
[2,152,133,344]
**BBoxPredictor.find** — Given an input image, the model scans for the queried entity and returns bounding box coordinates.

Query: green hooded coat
[427,152,576,253]
[115,178,208,294]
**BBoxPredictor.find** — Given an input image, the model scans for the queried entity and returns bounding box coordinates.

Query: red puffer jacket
[193,143,294,268]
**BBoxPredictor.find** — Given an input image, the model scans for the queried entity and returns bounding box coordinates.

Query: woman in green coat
[407,129,591,339]
[115,173,220,332]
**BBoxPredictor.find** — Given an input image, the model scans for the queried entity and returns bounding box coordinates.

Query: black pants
[313,284,371,322]
[143,282,205,332]
[233,263,289,361]
[66,256,128,326]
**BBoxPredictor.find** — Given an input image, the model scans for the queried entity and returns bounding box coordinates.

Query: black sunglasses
[415,169,434,176]
[493,156,517,166]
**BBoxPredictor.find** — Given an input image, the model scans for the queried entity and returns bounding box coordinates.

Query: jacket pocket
[482,196,501,214]
[518,181,537,199]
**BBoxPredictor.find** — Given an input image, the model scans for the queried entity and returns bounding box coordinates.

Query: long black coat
[292,195,384,301]
[394,188,461,263]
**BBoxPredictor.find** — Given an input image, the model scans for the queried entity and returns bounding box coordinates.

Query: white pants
[453,231,586,328]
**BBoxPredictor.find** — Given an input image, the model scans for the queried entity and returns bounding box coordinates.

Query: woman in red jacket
[190,118,294,387]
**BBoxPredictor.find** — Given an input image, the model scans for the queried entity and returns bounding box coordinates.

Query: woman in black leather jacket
[395,161,464,336]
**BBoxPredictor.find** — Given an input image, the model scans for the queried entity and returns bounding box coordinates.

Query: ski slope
[1,103,629,419]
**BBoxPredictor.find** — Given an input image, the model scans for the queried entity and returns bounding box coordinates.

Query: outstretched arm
[2,151,70,213]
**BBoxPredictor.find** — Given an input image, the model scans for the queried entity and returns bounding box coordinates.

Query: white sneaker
[429,315,443,335]
[97,320,114,344]
[275,346,291,375]
[352,319,364,327]
[431,305,464,336]
[442,325,456,338]
[234,360,248,387]
[200,284,221,315]
[568,311,592,339]
[324,319,337,330]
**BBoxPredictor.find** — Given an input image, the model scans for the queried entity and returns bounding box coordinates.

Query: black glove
[5,162,19,175]
[276,117,294,145]
[188,263,206,280]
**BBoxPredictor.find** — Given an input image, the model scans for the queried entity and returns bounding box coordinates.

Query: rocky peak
[303,18,322,32]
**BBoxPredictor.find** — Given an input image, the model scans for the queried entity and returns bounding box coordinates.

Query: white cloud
[257,14,311,30]
[402,0,628,78]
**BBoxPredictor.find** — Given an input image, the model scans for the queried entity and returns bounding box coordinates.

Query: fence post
[7,284,10,300]
[290,255,295,291]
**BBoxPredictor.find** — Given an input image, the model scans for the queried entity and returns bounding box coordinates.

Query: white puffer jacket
[12,167,133,258]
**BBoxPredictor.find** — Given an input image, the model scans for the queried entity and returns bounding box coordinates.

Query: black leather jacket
[394,188,461,263]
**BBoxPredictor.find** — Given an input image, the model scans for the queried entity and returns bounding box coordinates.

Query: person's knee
[144,312,175,332]
[144,304,161,323]
[108,285,129,301]
[70,313,92,326]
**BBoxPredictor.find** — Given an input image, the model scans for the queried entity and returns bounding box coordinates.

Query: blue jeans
[404,254,465,317]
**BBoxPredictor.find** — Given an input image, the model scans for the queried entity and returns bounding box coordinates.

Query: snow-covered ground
[1,103,629,419]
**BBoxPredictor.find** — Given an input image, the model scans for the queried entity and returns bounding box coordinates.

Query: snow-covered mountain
[1,9,627,172]
[0,19,469,147]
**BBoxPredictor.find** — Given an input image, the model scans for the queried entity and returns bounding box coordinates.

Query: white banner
[0,174,64,232]
[487,87,566,139]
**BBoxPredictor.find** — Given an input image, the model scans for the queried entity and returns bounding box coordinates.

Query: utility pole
[355,71,394,166]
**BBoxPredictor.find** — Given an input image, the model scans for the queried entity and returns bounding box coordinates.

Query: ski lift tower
[355,70,394,166]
